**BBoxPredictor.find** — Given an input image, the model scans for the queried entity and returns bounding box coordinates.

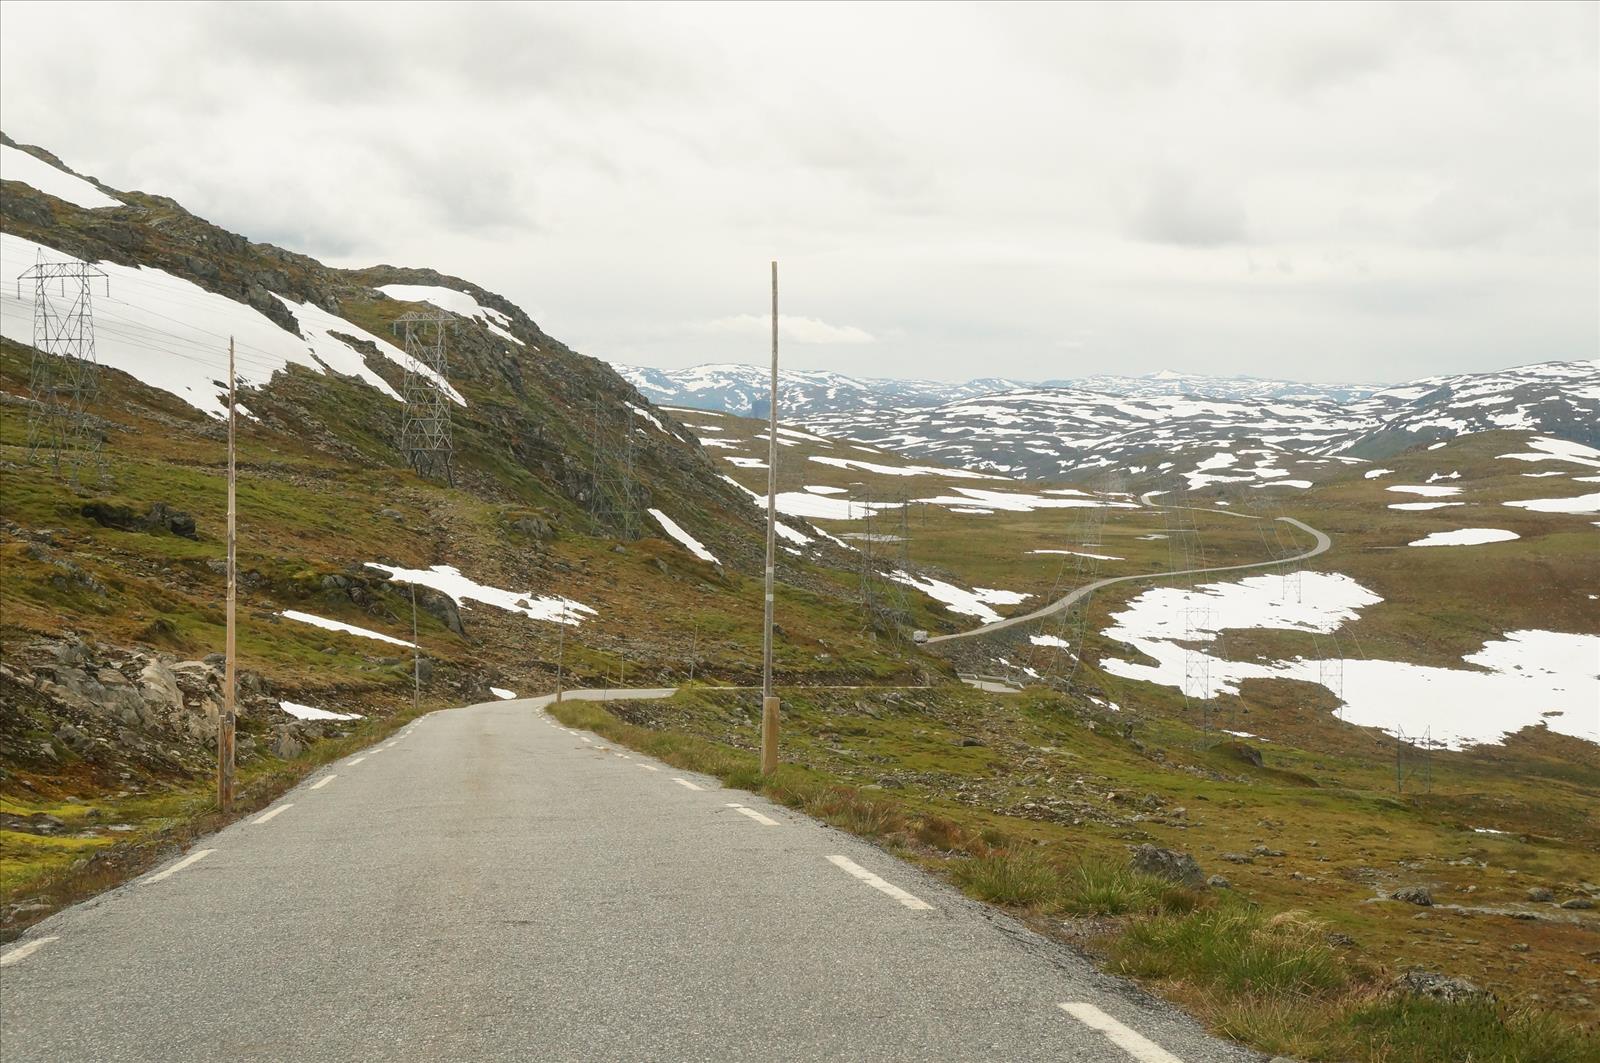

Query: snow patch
[280,700,362,722]
[647,508,720,564]
[280,610,415,648]
[1,145,121,209]
[364,563,594,625]
[1408,528,1520,547]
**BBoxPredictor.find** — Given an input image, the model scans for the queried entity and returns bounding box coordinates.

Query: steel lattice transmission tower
[19,251,109,481]
[394,310,455,485]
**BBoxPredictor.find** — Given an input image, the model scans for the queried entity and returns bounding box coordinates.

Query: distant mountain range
[616,360,1600,483]
[615,363,1377,419]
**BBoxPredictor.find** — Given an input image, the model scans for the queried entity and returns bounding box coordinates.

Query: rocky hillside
[1,134,942,926]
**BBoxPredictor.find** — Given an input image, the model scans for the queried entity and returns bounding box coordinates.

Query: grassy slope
[0,335,946,928]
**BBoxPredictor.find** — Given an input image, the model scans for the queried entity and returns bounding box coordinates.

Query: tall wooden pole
[555,601,566,704]
[410,585,421,715]
[219,337,237,812]
[760,261,780,775]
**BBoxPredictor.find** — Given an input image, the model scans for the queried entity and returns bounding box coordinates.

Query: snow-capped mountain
[790,360,1598,482]
[614,362,1378,417]
[617,359,1597,484]
[1055,369,1377,404]
[614,363,1028,418]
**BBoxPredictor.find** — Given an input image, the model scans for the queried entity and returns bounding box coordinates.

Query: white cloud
[0,1,1593,383]
[697,314,875,345]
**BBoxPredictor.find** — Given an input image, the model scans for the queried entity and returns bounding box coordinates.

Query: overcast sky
[2,1,1595,384]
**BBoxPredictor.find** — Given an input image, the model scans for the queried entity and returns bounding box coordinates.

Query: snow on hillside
[0,233,462,415]
[376,283,525,346]
[647,508,720,564]
[364,563,594,625]
[280,610,415,647]
[1102,574,1600,748]
[1,144,121,209]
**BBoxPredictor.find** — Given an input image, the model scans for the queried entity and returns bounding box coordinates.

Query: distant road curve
[925,502,1331,644]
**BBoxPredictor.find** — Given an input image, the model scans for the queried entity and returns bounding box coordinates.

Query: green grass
[1112,904,1351,997]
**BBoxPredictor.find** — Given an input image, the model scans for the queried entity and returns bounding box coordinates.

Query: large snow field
[1101,573,1600,748]
[280,610,415,647]
[647,508,720,564]
[2,145,122,209]
[1497,436,1600,470]
[1,234,462,416]
[1386,484,1462,497]
[364,563,595,625]
[1504,492,1600,515]
[1408,528,1520,547]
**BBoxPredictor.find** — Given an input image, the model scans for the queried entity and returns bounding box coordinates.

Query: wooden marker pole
[219,337,237,812]
[760,261,780,775]
[411,585,421,715]
[555,602,566,704]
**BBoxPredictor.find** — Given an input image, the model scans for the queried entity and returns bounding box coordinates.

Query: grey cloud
[1127,171,1249,248]
[0,1,1593,383]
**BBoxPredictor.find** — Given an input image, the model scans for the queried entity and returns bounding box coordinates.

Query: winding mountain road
[0,689,1253,1062]
[926,501,1331,644]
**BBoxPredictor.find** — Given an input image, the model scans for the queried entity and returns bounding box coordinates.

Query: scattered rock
[1527,887,1555,903]
[1206,874,1231,889]
[0,813,67,835]
[1392,968,1491,1004]
[1560,898,1594,910]
[1221,851,1254,864]
[1392,886,1434,906]
[1128,844,1205,889]
[270,728,304,759]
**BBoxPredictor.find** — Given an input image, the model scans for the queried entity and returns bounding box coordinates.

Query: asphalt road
[1,689,1256,1062]
[928,512,1331,644]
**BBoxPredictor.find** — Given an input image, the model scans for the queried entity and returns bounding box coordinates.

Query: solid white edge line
[825,854,933,910]
[0,935,59,967]
[672,778,704,791]
[1057,1002,1186,1063]
[252,804,293,825]
[146,848,215,884]
[309,775,337,790]
[726,803,779,826]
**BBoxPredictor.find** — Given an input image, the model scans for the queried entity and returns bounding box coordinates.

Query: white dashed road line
[146,849,214,885]
[637,764,660,772]
[725,803,779,826]
[581,737,594,745]
[310,775,337,791]
[252,804,293,825]
[825,855,933,911]
[349,756,367,766]
[672,778,705,791]
[0,935,58,967]
[1057,1002,1185,1063]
